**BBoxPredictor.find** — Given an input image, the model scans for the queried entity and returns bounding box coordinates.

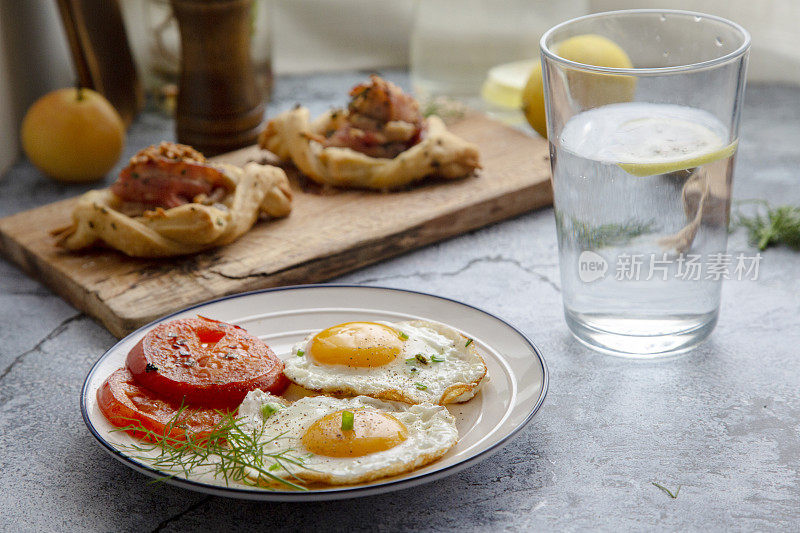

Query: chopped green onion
[465,338,473,347]
[341,410,355,431]
[261,403,280,419]
[415,382,427,390]
[431,355,445,363]
[399,332,409,340]
[405,357,417,365]
[415,354,428,365]
[297,350,305,357]
[268,463,281,471]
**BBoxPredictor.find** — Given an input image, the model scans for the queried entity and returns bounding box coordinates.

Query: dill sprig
[651,481,681,499]
[575,220,656,248]
[735,200,800,251]
[421,97,468,121]
[556,211,656,249]
[110,405,309,491]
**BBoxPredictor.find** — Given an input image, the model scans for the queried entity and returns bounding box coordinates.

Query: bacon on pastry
[53,142,292,258]
[259,76,480,190]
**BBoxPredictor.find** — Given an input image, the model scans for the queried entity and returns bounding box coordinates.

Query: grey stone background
[1,72,798,532]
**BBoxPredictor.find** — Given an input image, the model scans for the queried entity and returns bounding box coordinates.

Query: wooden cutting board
[0,113,551,338]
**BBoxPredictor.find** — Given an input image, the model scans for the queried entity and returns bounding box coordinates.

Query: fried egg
[237,390,459,486]
[283,320,487,405]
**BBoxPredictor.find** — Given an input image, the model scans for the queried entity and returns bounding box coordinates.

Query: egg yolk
[308,322,404,367]
[301,409,409,457]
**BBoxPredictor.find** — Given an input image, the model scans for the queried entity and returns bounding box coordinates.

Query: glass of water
[541,10,750,357]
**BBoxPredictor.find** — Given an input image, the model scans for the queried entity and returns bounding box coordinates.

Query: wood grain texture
[0,114,551,338]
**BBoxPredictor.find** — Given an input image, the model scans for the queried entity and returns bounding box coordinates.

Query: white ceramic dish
[81,284,548,501]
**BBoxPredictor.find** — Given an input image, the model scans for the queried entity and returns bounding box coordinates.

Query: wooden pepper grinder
[171,0,264,155]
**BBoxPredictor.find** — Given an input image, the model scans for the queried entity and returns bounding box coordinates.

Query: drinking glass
[541,10,750,357]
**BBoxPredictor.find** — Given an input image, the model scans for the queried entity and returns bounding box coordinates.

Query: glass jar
[410,0,587,101]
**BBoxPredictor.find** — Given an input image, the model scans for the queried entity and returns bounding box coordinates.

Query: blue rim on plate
[80,284,549,501]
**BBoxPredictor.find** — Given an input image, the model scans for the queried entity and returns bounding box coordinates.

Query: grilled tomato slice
[97,368,228,442]
[127,317,288,408]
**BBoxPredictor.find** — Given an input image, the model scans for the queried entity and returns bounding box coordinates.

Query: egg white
[237,390,459,486]
[283,319,488,405]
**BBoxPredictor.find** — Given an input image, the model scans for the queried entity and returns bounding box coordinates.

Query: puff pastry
[53,143,292,258]
[259,76,480,190]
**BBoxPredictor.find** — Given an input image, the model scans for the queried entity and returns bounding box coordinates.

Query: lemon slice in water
[607,114,736,177]
[560,102,737,177]
[618,139,738,177]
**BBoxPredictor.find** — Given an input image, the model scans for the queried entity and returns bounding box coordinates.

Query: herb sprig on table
[734,200,800,251]
[421,97,467,121]
[111,406,309,490]
[651,481,681,499]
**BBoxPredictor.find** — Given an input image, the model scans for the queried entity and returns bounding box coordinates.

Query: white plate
[81,284,548,501]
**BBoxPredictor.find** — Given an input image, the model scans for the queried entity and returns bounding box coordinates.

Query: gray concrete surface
[1,71,799,532]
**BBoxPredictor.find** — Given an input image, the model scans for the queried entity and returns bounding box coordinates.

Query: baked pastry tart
[53,142,292,258]
[259,75,481,190]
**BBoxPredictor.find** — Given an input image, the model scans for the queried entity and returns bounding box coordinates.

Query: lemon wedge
[618,140,738,177]
[481,59,538,109]
[520,34,635,138]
